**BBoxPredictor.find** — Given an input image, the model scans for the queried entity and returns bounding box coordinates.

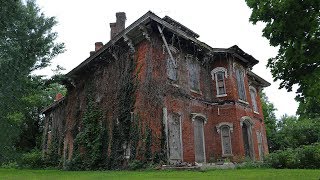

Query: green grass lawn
[0,168,319,180]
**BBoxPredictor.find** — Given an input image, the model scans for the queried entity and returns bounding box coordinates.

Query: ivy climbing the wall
[68,84,105,170]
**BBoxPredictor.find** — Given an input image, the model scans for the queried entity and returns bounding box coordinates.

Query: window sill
[238,99,249,105]
[170,83,180,88]
[254,111,259,114]
[216,94,227,98]
[222,154,233,157]
[190,89,202,95]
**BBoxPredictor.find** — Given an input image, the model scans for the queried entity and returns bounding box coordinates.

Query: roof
[248,71,271,87]
[212,45,259,67]
[42,97,65,114]
[66,11,261,77]
[162,16,199,38]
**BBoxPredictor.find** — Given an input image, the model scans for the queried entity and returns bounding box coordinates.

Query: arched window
[249,86,258,113]
[211,67,228,97]
[240,116,254,159]
[191,113,207,163]
[216,122,233,156]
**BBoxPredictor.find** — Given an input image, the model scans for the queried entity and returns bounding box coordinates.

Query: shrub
[127,160,146,170]
[265,143,320,169]
[18,149,44,168]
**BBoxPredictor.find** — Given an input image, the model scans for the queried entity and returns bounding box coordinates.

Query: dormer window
[211,67,227,97]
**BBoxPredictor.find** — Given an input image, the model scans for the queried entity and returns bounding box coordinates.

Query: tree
[245,0,320,101]
[0,0,64,162]
[260,92,278,152]
[276,115,320,149]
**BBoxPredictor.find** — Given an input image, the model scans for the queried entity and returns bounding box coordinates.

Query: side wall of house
[134,30,268,163]
[62,41,136,162]
[42,102,66,156]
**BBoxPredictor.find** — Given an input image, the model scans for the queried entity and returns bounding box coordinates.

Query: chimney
[110,12,126,39]
[95,42,103,51]
[55,93,63,101]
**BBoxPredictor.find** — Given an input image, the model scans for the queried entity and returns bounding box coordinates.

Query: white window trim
[211,67,228,97]
[211,67,228,80]
[216,122,233,156]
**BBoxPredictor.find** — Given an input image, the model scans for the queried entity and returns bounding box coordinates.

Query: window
[211,67,227,97]
[187,55,200,91]
[216,122,233,156]
[235,67,246,101]
[167,57,177,81]
[221,126,232,155]
[250,87,258,113]
[166,46,179,81]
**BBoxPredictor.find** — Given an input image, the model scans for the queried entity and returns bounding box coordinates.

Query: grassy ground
[0,168,319,180]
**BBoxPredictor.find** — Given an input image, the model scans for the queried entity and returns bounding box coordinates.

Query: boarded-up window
[250,88,258,112]
[168,113,182,161]
[187,55,200,91]
[215,71,226,95]
[194,117,205,162]
[256,131,264,160]
[235,68,246,101]
[221,126,232,155]
[167,58,177,81]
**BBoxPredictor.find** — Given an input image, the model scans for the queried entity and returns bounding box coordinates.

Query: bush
[265,143,320,169]
[127,160,146,170]
[18,149,44,168]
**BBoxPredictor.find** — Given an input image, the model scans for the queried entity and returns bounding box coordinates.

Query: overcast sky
[36,0,298,118]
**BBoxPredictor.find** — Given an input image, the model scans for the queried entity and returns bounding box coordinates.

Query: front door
[194,117,205,163]
[168,113,182,162]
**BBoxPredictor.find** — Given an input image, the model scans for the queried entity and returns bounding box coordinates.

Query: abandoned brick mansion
[42,11,270,166]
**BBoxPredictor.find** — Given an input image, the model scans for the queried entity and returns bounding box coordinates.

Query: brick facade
[42,11,270,165]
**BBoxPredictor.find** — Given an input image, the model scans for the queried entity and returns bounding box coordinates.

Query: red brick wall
[48,30,268,164]
[133,33,269,163]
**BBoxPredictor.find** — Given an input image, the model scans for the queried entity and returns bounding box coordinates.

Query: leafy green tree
[296,96,320,119]
[0,0,64,162]
[276,115,320,149]
[260,92,278,152]
[245,0,320,101]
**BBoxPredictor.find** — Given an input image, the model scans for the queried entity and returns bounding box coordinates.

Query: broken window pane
[215,71,226,95]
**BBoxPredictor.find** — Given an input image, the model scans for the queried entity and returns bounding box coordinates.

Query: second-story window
[187,55,200,92]
[235,67,247,101]
[211,67,227,97]
[250,87,258,113]
[166,46,179,81]
[167,58,177,81]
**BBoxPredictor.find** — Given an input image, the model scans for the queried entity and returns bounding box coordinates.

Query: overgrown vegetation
[265,143,320,169]
[0,0,65,164]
